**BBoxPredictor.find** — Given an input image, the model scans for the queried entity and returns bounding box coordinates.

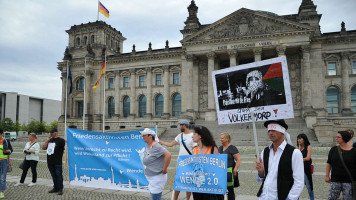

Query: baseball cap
[178,120,190,126]
[50,128,58,133]
[139,128,156,136]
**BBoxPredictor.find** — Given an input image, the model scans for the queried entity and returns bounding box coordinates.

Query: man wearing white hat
[255,119,304,200]
[158,120,196,200]
[140,128,171,200]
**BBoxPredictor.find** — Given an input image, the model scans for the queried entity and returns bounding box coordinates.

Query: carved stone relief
[198,60,209,112]
[203,14,297,40]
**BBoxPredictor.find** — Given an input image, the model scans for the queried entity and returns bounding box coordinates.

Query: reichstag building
[58,0,356,144]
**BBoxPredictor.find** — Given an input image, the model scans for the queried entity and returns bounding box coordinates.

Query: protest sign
[173,154,227,195]
[67,128,153,192]
[212,56,294,124]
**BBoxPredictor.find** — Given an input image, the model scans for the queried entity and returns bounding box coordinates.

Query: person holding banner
[159,120,195,200]
[255,119,304,200]
[140,128,171,200]
[42,128,65,195]
[219,133,240,200]
[14,133,40,187]
[192,125,223,200]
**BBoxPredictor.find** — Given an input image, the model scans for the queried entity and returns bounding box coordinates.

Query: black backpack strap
[181,133,192,155]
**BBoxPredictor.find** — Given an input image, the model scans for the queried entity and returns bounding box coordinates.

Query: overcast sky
[0,0,355,101]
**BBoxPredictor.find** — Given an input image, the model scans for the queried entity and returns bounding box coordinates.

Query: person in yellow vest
[0,129,13,199]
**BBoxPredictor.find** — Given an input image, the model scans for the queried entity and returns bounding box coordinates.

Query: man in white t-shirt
[159,120,196,200]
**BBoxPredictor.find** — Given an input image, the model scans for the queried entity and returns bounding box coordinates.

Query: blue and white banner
[67,128,154,192]
[173,154,227,195]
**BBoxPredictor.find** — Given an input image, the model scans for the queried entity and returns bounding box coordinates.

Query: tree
[26,120,47,134]
[14,120,21,133]
[46,121,58,133]
[0,118,14,131]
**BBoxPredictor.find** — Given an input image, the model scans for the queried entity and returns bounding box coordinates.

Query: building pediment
[181,8,313,45]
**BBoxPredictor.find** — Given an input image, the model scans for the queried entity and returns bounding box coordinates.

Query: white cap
[139,128,156,136]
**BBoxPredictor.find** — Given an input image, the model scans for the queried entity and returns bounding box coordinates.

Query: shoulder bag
[337,146,356,199]
[181,133,192,155]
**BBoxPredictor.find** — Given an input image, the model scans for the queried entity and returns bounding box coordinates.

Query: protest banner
[173,154,227,195]
[67,128,154,192]
[212,56,294,125]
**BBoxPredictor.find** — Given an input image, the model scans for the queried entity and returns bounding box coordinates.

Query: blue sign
[67,128,155,192]
[173,154,227,195]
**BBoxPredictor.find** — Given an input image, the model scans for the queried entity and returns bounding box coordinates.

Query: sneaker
[28,182,37,187]
[57,190,63,195]
[48,188,58,193]
[14,183,24,186]
[0,192,4,198]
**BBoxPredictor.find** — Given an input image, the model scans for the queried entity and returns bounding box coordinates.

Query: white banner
[212,56,294,124]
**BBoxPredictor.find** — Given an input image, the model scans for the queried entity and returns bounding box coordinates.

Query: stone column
[61,72,66,116]
[185,54,194,113]
[114,71,120,118]
[84,69,92,120]
[163,65,170,117]
[341,52,352,115]
[254,48,262,62]
[276,45,286,57]
[301,44,313,113]
[129,68,136,117]
[146,67,152,118]
[206,52,217,121]
[228,50,237,67]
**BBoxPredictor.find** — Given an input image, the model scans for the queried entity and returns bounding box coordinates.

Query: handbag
[337,146,356,199]
[311,164,314,174]
[19,158,25,170]
[234,172,240,187]
[7,156,12,173]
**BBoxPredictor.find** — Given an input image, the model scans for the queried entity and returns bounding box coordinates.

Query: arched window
[172,93,181,116]
[76,77,85,91]
[327,86,339,113]
[139,95,147,117]
[123,96,130,117]
[155,94,163,117]
[76,37,81,47]
[84,36,88,45]
[108,97,115,118]
[351,86,356,112]
[91,35,95,44]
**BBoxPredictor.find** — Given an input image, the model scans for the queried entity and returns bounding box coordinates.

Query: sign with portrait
[212,56,294,124]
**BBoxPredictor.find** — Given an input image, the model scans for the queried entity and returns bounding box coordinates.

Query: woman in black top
[218,133,240,200]
[297,133,314,200]
[326,131,356,200]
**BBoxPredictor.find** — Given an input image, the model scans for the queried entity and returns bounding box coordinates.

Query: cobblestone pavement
[4,138,333,199]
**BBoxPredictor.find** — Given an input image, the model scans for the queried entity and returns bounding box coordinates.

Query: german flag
[92,62,106,89]
[99,1,109,18]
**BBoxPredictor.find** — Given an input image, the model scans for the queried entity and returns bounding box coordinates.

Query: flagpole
[97,0,99,21]
[103,53,106,132]
[83,57,86,130]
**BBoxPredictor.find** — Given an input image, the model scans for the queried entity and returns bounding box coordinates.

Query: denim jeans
[150,192,162,200]
[0,159,8,191]
[304,173,314,200]
[20,160,38,183]
[47,164,63,191]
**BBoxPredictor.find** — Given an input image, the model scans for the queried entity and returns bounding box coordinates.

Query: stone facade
[58,0,356,145]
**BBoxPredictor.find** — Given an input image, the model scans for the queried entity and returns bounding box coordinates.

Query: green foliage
[14,120,21,132]
[0,118,14,131]
[26,120,47,134]
[46,121,58,132]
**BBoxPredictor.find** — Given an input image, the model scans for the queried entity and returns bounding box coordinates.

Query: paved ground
[3,137,334,199]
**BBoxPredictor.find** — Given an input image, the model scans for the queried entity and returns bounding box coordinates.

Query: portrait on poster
[212,56,294,124]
